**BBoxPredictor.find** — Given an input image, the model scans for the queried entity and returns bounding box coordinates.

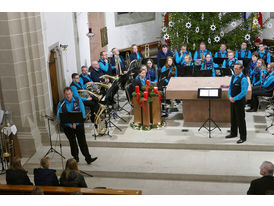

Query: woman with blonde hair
[60,158,87,188]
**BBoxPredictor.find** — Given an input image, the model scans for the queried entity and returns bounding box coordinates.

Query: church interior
[1,9,274,197]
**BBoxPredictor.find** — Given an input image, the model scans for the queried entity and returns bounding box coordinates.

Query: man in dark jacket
[247,161,274,195]
[34,157,59,186]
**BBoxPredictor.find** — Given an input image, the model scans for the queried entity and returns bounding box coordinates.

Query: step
[23,146,273,183]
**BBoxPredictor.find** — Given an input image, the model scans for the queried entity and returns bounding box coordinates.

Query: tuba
[94,82,112,89]
[94,104,107,135]
[100,74,119,81]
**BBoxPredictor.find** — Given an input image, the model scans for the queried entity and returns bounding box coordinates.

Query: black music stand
[181,65,194,77]
[238,58,251,75]
[197,88,222,138]
[117,72,131,115]
[43,115,65,159]
[60,112,93,178]
[193,69,212,77]
[159,58,167,68]
[221,68,233,76]
[213,57,228,67]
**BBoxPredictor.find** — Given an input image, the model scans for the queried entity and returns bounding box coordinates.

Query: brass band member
[70,73,100,122]
[79,65,95,88]
[98,51,112,75]
[111,48,128,75]
[160,56,177,86]
[57,87,97,164]
[89,61,110,84]
[130,44,143,62]
[146,59,158,85]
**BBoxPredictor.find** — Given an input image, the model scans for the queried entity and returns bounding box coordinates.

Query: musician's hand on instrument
[87,97,92,101]
[104,59,108,63]
[105,79,110,83]
[97,89,100,93]
[87,81,94,86]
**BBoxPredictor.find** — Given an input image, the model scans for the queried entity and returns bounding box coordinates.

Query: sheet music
[209,89,218,97]
[199,89,209,97]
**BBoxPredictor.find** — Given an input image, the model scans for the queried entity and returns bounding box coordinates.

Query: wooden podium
[166,77,252,123]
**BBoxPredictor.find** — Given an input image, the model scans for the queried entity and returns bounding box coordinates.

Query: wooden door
[49,50,59,114]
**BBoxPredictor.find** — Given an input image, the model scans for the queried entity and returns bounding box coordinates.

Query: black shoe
[237,139,246,144]
[86,157,98,165]
[225,134,237,139]
[246,109,257,112]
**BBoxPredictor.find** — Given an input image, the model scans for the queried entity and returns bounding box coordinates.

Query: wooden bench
[0,184,142,195]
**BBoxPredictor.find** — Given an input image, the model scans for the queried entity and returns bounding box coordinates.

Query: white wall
[262,12,274,40]
[41,12,78,86]
[105,12,163,54]
[75,12,91,67]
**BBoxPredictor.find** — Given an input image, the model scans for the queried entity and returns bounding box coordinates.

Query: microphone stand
[56,101,66,170]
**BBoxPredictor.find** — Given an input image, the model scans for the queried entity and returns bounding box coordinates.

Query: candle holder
[4,111,12,127]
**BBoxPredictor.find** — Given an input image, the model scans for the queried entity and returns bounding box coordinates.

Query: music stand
[213,57,228,67]
[159,58,167,68]
[238,58,251,75]
[182,65,194,77]
[43,115,65,159]
[197,88,222,138]
[221,68,233,76]
[60,112,93,178]
[193,69,212,77]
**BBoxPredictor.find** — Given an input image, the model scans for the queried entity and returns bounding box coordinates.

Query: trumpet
[78,89,103,101]
[100,74,119,81]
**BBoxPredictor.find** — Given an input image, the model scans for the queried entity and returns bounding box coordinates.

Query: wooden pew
[0,184,142,195]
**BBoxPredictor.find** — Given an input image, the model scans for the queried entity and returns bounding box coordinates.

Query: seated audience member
[98,51,112,75]
[133,66,148,90]
[146,59,158,84]
[247,161,274,195]
[34,156,59,186]
[258,43,271,65]
[6,157,33,185]
[157,44,173,68]
[60,158,87,188]
[175,44,192,65]
[31,187,44,195]
[248,52,259,79]
[193,42,212,60]
[222,50,239,71]
[79,66,95,89]
[130,44,143,62]
[250,59,265,87]
[247,63,274,112]
[214,43,228,58]
[161,56,177,86]
[90,61,110,83]
[111,48,128,75]
[182,54,193,66]
[235,42,252,59]
[201,54,218,77]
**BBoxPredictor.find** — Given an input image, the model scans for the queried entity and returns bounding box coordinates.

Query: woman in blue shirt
[146,59,158,85]
[133,65,147,90]
[248,52,259,79]
[201,54,218,77]
[182,54,193,66]
[251,59,265,86]
[161,56,177,86]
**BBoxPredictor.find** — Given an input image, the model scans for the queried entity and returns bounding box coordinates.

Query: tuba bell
[94,104,107,135]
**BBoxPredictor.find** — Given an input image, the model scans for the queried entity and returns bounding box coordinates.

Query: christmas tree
[162,12,270,53]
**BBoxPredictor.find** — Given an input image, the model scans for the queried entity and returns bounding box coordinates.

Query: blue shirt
[228,72,249,101]
[57,97,85,127]
[235,49,252,59]
[214,50,228,58]
[182,62,193,66]
[251,67,262,86]
[249,60,257,78]
[175,50,192,64]
[263,71,274,88]
[222,58,239,68]
[147,67,158,82]
[201,61,218,77]
[193,49,212,60]
[79,73,92,89]
[98,59,111,73]
[161,65,177,83]
[70,81,87,102]
[258,50,271,64]
[261,68,268,84]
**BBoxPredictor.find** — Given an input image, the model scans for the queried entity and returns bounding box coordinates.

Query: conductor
[57,87,97,164]
[225,63,249,144]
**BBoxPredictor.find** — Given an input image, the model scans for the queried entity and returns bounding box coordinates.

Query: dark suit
[130,52,143,62]
[247,176,274,195]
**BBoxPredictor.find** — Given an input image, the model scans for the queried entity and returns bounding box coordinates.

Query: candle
[154,87,158,93]
[135,86,140,93]
[143,91,148,99]
[89,28,92,33]
[146,80,151,87]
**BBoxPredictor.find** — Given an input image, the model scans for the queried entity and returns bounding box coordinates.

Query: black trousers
[63,124,91,161]
[251,86,272,110]
[83,100,100,122]
[230,100,247,140]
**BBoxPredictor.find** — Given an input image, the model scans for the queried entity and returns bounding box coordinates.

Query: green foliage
[162,12,268,53]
